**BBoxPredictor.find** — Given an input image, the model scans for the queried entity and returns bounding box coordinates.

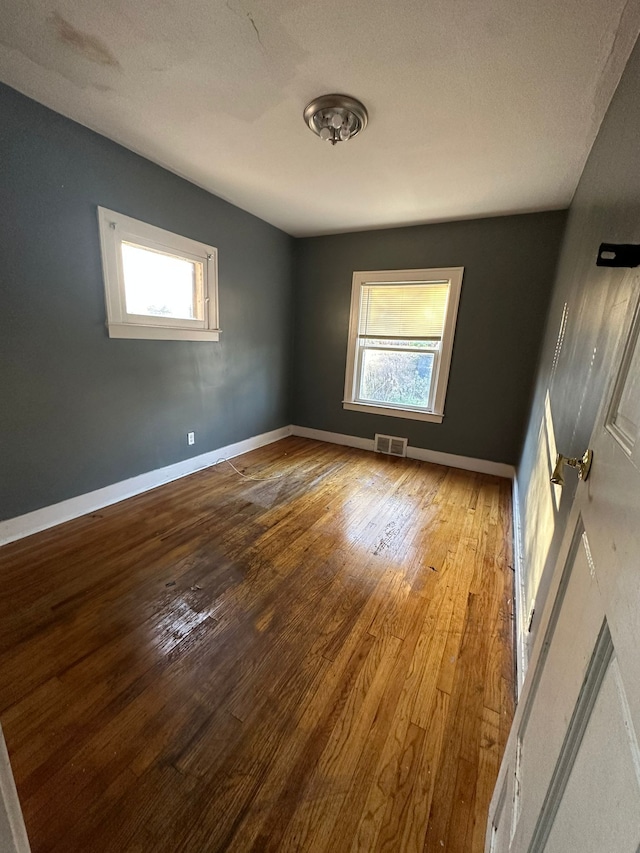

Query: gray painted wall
[518,35,640,644]
[292,212,566,464]
[0,84,293,521]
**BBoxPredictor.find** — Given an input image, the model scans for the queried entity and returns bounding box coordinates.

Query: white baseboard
[0,425,292,547]
[291,425,515,479]
[1,423,515,548]
[0,727,30,853]
[292,425,375,453]
[512,475,529,696]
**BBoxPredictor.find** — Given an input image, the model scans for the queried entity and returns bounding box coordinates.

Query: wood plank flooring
[0,437,515,852]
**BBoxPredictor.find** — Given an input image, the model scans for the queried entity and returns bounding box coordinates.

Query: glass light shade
[304,94,368,145]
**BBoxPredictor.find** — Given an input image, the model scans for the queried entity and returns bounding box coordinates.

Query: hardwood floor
[0,437,515,852]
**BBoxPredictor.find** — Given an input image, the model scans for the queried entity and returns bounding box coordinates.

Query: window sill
[343,401,444,423]
[107,324,221,342]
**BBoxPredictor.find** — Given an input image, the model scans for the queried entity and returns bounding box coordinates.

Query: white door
[487,280,640,852]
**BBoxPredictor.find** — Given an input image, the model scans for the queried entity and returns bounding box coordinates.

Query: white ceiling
[0,0,639,236]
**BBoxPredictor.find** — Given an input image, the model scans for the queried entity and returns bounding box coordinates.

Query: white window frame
[343,267,464,423]
[97,206,220,342]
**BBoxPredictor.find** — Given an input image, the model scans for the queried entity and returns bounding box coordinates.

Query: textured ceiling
[0,0,639,236]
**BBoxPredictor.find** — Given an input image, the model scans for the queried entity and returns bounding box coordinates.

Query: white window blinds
[358,283,449,340]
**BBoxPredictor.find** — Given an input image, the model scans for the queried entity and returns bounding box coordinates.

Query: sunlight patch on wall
[523,390,560,615]
[551,302,569,383]
[545,390,563,513]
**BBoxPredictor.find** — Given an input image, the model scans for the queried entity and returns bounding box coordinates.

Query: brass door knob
[550,450,593,486]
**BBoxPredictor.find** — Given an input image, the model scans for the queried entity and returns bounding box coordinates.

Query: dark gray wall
[0,84,293,521]
[292,212,566,464]
[518,35,640,641]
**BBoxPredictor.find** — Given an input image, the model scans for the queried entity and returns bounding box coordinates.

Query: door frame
[0,726,30,852]
[486,494,590,850]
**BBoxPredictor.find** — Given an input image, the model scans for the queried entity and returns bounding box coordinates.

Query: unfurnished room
[1,1,640,851]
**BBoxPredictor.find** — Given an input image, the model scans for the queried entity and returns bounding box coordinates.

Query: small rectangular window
[343,268,463,423]
[97,207,220,341]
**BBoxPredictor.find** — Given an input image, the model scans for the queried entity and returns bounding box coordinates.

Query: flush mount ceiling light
[303,94,368,146]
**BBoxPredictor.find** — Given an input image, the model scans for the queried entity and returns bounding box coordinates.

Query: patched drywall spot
[50,11,120,68]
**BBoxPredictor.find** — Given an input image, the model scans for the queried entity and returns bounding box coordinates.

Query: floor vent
[374,433,408,457]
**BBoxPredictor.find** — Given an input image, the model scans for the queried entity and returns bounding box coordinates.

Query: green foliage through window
[360,348,435,408]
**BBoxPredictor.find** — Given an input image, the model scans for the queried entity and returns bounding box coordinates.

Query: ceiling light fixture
[303,94,368,146]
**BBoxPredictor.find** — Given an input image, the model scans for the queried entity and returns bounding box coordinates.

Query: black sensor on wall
[596,243,640,268]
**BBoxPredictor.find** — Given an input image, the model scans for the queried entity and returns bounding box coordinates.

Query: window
[343,267,463,423]
[97,207,220,341]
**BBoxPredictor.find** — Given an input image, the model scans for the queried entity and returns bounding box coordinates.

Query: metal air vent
[374,434,408,457]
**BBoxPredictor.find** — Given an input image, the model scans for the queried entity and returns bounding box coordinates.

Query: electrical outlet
[187,431,195,446]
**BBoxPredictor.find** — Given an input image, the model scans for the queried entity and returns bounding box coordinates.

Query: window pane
[121,242,201,320]
[359,348,435,408]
